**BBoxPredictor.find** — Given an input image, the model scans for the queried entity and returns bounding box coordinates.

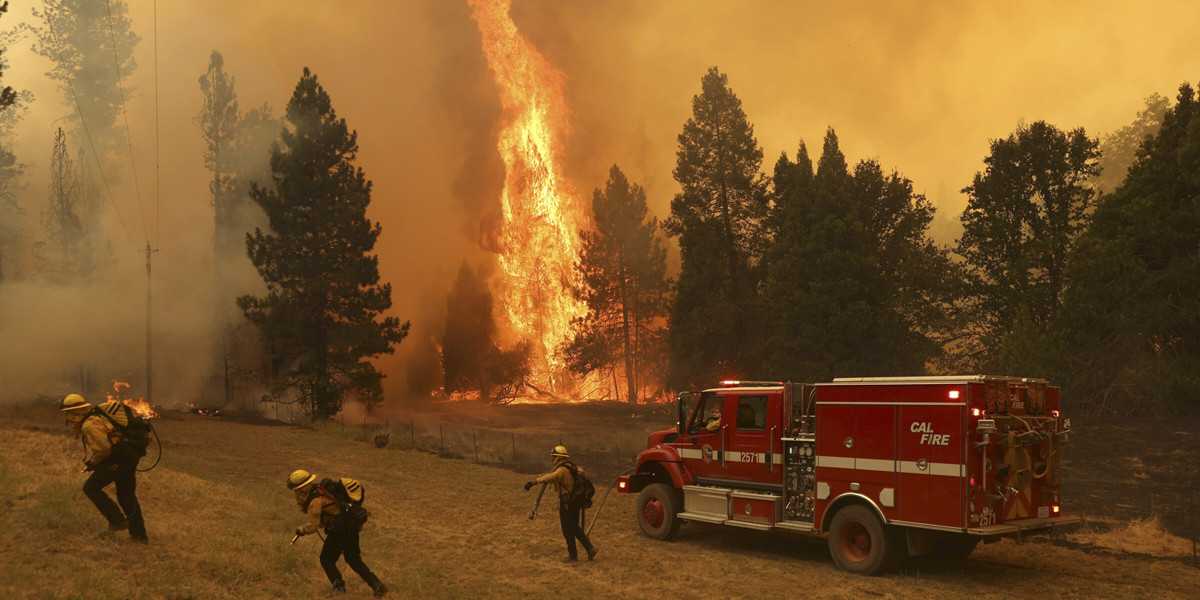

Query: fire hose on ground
[138,425,163,472]
[524,467,634,537]
[586,468,633,537]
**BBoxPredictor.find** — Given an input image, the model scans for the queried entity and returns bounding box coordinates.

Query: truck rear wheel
[636,483,681,540]
[827,504,897,575]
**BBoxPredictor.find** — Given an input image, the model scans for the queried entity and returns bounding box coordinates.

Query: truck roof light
[720,380,741,385]
[948,389,960,399]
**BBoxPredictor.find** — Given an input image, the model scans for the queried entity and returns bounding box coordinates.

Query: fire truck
[615,376,1078,574]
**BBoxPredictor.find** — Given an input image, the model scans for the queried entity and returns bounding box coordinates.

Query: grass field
[1,408,1198,599]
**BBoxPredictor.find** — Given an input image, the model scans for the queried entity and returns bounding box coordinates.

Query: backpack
[319,478,369,531]
[563,462,595,509]
[93,403,152,460]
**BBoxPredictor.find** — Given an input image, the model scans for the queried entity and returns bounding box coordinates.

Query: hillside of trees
[0,1,1193,418]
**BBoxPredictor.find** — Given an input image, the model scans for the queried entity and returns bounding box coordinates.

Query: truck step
[677,511,727,525]
[774,520,815,533]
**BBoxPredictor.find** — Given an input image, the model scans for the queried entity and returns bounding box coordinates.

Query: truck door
[897,403,965,527]
[673,391,729,482]
[725,392,783,485]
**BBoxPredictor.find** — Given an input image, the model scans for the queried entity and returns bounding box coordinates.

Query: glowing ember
[107,380,158,419]
[468,0,588,392]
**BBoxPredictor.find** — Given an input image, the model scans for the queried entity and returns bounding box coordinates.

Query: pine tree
[35,128,83,282]
[0,2,32,282]
[763,130,959,380]
[1095,94,1169,194]
[957,121,1100,370]
[442,262,530,404]
[761,142,814,375]
[238,68,409,419]
[229,104,278,230]
[31,0,139,173]
[197,50,240,260]
[0,1,15,113]
[665,67,767,387]
[1058,83,1200,414]
[566,165,668,403]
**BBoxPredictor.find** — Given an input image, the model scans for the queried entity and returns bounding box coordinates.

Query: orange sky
[5,0,1199,400]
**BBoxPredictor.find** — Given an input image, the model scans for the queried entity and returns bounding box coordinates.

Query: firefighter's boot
[370,580,388,597]
[330,580,346,594]
[586,545,599,561]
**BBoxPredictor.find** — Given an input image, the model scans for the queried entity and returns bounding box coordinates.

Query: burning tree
[468,0,587,393]
[239,68,409,420]
[442,262,530,404]
[566,166,668,404]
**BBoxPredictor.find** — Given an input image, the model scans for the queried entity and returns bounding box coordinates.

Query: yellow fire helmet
[551,444,570,459]
[287,469,317,490]
[60,393,92,413]
[340,478,364,503]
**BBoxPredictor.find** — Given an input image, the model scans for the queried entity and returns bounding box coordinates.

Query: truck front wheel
[827,504,899,575]
[636,483,681,540]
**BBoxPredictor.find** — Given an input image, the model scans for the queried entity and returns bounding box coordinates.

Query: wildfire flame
[107,380,158,420]
[468,0,588,392]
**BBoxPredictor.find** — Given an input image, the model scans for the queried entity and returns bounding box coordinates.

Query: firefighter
[287,469,388,597]
[523,445,597,563]
[704,407,722,432]
[60,393,149,543]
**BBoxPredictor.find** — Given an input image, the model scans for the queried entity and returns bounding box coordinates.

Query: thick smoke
[2,1,1197,407]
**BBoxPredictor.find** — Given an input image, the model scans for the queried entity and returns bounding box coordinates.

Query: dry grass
[1,413,1198,599]
[1069,517,1195,558]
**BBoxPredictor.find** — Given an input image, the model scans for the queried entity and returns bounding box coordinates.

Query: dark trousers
[83,459,147,540]
[559,502,594,559]
[320,526,381,588]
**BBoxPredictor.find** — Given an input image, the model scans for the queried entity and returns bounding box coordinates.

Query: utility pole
[145,242,158,403]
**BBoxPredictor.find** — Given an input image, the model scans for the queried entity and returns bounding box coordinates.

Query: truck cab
[617,376,1078,575]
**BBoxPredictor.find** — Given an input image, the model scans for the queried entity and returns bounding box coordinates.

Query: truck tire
[827,504,897,575]
[636,483,682,540]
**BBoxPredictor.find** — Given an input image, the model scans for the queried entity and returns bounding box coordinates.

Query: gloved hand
[523,481,535,491]
[294,527,306,537]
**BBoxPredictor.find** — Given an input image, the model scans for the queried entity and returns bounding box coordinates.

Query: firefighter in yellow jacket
[288,469,387,596]
[60,393,149,543]
[524,445,597,563]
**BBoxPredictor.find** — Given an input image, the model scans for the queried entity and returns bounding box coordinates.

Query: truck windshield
[688,392,721,433]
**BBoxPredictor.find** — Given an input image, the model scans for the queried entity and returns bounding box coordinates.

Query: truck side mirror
[676,392,691,435]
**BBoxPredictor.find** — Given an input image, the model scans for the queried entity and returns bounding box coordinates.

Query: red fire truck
[615,376,1078,574]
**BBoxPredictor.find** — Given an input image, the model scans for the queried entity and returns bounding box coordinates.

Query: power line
[104,0,148,244]
[153,0,160,247]
[41,1,135,246]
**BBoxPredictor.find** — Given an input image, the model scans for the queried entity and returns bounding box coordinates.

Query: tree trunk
[618,254,637,405]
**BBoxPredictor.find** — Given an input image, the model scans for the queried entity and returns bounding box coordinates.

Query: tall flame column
[469,0,587,392]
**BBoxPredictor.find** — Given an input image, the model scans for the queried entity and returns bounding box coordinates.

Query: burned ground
[0,405,1196,599]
